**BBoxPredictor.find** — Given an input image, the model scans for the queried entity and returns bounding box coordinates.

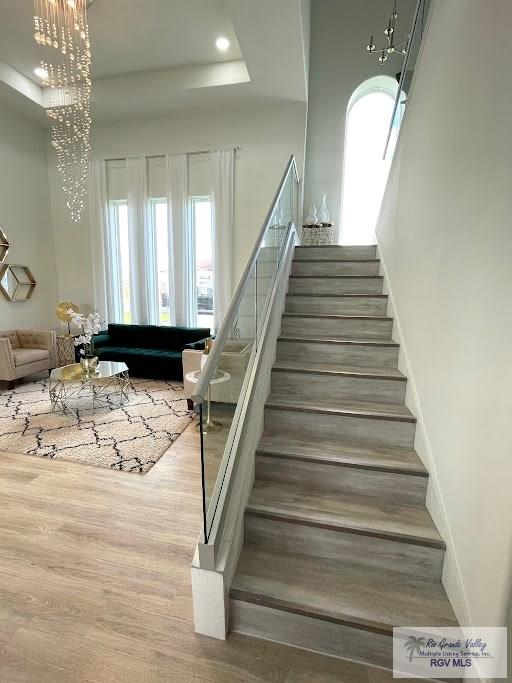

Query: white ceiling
[0,0,242,82]
[0,0,309,124]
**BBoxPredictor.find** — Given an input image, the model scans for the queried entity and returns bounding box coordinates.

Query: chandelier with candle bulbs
[33,0,92,223]
[366,0,409,65]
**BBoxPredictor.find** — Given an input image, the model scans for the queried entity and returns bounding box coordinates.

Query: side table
[185,369,231,435]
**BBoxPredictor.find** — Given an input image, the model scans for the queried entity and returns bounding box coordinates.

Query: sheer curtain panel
[167,153,194,326]
[210,149,235,331]
[127,158,159,324]
[89,159,122,324]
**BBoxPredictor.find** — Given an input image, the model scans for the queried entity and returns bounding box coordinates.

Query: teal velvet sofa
[92,324,210,380]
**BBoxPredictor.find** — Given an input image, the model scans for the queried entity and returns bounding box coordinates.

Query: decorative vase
[80,341,98,376]
[301,196,335,246]
[305,204,319,226]
[318,194,331,225]
[80,356,98,375]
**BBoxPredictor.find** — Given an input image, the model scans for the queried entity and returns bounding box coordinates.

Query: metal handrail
[383,0,429,159]
[191,154,299,404]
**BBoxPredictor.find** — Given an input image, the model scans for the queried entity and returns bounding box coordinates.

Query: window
[107,194,214,329]
[109,200,132,323]
[340,76,397,245]
[151,199,172,325]
[191,197,213,331]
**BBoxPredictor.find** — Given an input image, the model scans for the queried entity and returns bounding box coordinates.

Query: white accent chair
[0,329,57,388]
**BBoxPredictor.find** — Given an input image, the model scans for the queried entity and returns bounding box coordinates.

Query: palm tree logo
[404,635,426,661]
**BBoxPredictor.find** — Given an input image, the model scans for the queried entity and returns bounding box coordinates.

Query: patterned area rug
[0,378,193,473]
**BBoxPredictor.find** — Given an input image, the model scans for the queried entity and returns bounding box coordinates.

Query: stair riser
[265,407,416,448]
[294,245,377,260]
[281,316,393,340]
[255,454,426,504]
[277,340,399,368]
[289,277,383,296]
[291,261,380,276]
[231,599,392,670]
[285,295,388,316]
[245,516,443,580]
[271,370,406,405]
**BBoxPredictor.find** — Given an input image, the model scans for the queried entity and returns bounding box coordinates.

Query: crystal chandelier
[366,0,409,65]
[33,0,92,222]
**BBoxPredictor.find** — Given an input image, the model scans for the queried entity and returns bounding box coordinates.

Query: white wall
[304,0,415,235]
[376,0,512,629]
[0,106,57,330]
[506,589,512,677]
[49,101,307,311]
[300,0,311,95]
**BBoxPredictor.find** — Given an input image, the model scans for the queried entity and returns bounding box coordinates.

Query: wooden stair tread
[294,247,377,257]
[247,480,442,547]
[272,360,406,380]
[292,258,380,263]
[279,336,399,347]
[267,395,416,422]
[289,275,383,279]
[231,546,457,635]
[286,293,388,298]
[282,313,392,321]
[257,433,426,474]
[280,333,393,342]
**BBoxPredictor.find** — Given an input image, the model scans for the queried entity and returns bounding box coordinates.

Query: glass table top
[50,361,128,382]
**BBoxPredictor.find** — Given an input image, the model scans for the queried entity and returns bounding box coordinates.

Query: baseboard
[376,242,472,630]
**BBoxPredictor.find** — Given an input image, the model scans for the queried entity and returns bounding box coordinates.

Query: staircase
[230,245,457,670]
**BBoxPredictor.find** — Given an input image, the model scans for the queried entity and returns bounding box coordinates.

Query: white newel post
[191,565,227,639]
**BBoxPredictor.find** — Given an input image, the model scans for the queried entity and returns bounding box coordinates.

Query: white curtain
[92,149,235,331]
[210,149,235,331]
[127,158,159,324]
[167,153,194,326]
[89,159,121,325]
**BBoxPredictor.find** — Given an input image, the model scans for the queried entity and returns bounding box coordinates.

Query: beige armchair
[0,329,57,387]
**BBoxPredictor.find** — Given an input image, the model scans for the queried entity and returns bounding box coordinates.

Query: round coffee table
[49,361,130,418]
[185,369,231,434]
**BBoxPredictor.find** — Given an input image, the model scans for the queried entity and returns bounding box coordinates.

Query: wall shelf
[0,228,9,264]
[0,264,36,302]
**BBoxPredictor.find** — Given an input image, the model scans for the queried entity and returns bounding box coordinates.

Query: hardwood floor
[0,420,409,682]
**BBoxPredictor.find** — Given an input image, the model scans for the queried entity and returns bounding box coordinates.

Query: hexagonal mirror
[0,228,9,264]
[0,264,36,302]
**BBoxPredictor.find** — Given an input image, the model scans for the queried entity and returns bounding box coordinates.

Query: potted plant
[67,309,102,374]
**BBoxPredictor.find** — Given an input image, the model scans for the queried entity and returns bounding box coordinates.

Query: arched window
[340,76,398,245]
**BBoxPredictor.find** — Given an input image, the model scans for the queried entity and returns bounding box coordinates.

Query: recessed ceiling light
[215,37,230,52]
[34,67,48,80]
